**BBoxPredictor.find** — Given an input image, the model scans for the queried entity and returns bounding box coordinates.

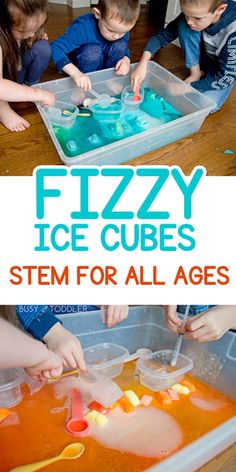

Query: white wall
[48,0,148,7]
[48,0,90,6]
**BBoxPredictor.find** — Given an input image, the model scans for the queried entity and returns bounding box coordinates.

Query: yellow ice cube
[124,390,140,406]
[85,409,109,426]
[171,384,190,395]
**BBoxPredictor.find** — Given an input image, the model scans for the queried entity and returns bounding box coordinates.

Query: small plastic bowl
[0,368,24,408]
[121,85,145,112]
[90,99,124,124]
[84,342,129,378]
[45,100,79,128]
[137,350,193,392]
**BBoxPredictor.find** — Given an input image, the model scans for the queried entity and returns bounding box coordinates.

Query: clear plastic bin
[137,349,193,391]
[45,100,79,128]
[36,62,215,166]
[0,369,24,408]
[58,306,236,472]
[84,342,129,378]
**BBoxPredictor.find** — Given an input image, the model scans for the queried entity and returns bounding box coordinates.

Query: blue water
[52,87,182,158]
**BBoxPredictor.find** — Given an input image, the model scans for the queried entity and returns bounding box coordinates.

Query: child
[164,305,236,342]
[0,0,55,132]
[0,318,63,381]
[16,305,129,370]
[131,0,236,112]
[51,0,140,92]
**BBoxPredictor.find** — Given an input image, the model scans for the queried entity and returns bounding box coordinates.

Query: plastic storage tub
[58,305,236,472]
[0,369,24,408]
[137,349,193,391]
[84,342,129,378]
[36,62,215,166]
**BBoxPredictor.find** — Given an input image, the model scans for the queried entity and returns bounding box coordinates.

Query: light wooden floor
[0,4,235,176]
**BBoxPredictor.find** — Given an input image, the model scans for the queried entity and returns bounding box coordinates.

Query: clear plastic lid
[84,342,129,372]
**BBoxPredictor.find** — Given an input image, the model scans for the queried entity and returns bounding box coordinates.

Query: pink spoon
[66,388,90,437]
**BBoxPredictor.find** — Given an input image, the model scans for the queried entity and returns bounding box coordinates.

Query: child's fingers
[166,319,180,334]
[185,324,209,341]
[62,357,73,369]
[186,313,207,332]
[106,306,115,327]
[115,60,121,71]
[64,352,77,369]
[72,345,86,371]
[163,305,180,326]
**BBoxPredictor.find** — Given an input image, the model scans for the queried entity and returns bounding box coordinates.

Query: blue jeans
[178,18,234,112]
[69,40,128,73]
[203,84,234,113]
[18,39,51,85]
[178,17,201,68]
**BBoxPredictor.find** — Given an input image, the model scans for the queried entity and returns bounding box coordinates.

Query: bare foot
[0,102,30,132]
[185,70,205,84]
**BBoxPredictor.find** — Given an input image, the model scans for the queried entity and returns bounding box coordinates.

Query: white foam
[89,406,183,458]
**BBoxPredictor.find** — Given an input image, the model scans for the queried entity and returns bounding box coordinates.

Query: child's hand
[163,305,182,334]
[115,57,130,76]
[41,32,48,41]
[72,70,92,92]
[101,305,129,328]
[43,323,86,371]
[185,306,236,343]
[35,88,55,106]
[25,349,63,381]
[131,62,148,91]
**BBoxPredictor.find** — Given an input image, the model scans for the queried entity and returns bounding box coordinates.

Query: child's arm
[0,78,55,106]
[16,305,86,371]
[101,305,129,328]
[62,63,91,92]
[0,46,54,106]
[185,306,236,342]
[51,18,92,92]
[0,318,63,380]
[115,33,131,76]
[43,322,86,371]
[131,14,181,90]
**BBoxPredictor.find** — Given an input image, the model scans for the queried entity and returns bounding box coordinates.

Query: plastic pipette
[171,305,190,367]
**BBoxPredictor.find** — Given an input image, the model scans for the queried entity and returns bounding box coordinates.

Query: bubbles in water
[89,406,183,458]
[190,393,227,411]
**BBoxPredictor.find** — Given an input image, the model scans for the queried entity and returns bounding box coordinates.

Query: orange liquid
[0,362,235,472]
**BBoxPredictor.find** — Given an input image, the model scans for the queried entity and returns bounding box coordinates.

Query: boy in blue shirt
[16,305,128,372]
[164,305,236,342]
[132,0,236,112]
[51,0,140,92]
